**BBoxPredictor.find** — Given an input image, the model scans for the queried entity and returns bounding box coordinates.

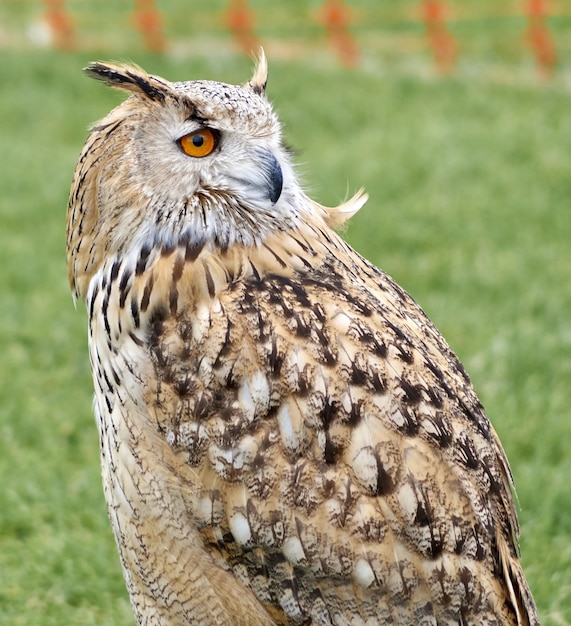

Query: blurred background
[0,1,570,624]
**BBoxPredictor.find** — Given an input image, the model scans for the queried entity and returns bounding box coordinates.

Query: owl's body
[67,56,539,625]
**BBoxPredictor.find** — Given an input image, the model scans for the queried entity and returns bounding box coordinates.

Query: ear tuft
[84,62,172,102]
[248,48,268,95]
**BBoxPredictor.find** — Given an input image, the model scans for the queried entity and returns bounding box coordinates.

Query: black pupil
[192,134,205,147]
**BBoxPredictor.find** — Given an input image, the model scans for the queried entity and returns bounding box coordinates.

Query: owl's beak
[228,149,283,206]
[260,150,283,205]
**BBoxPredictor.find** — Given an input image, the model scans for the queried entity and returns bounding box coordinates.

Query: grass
[0,35,570,626]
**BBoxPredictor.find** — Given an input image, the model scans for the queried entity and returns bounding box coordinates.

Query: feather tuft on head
[248,48,268,95]
[84,62,175,102]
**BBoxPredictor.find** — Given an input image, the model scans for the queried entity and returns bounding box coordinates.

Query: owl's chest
[87,255,425,481]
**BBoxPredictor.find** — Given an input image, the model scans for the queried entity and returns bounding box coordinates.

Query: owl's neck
[84,214,344,341]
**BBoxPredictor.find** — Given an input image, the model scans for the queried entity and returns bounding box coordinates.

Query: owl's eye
[178,128,219,158]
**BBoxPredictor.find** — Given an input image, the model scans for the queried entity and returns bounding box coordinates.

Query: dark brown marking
[148,306,167,347]
[130,297,140,327]
[483,462,502,495]
[315,328,337,366]
[293,313,311,339]
[255,308,270,342]
[290,234,315,256]
[174,375,193,397]
[427,414,453,448]
[396,344,414,364]
[374,453,395,496]
[386,319,409,342]
[185,239,205,262]
[101,293,111,335]
[350,362,368,387]
[214,320,233,367]
[102,368,113,393]
[269,335,284,376]
[128,331,144,347]
[398,407,420,437]
[475,533,487,562]
[319,398,339,429]
[425,358,444,382]
[344,291,373,317]
[88,283,98,321]
[372,339,388,358]
[426,385,443,408]
[161,243,176,257]
[456,396,491,440]
[140,274,154,313]
[415,604,435,623]
[110,259,121,282]
[454,526,467,555]
[347,401,363,427]
[90,118,123,135]
[270,274,312,308]
[335,478,356,527]
[203,263,215,298]
[303,269,373,317]
[434,565,451,604]
[414,501,431,527]
[118,270,131,309]
[176,319,193,343]
[136,245,151,275]
[458,438,479,470]
[312,303,326,323]
[111,367,121,386]
[172,254,185,282]
[400,379,422,404]
[169,284,179,315]
[371,371,386,393]
[296,367,311,396]
[249,260,261,281]
[262,243,287,268]
[459,566,475,604]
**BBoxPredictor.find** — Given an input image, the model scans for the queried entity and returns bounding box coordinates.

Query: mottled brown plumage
[66,54,539,625]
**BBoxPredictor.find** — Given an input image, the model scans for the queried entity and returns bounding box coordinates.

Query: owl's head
[66,53,366,299]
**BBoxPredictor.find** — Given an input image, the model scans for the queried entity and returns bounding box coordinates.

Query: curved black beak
[260,151,283,205]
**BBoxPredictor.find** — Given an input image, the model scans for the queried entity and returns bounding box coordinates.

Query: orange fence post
[524,0,557,78]
[133,0,166,53]
[42,0,74,50]
[320,0,360,68]
[225,0,259,56]
[421,0,457,74]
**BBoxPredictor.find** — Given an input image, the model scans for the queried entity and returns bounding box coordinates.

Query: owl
[66,53,539,626]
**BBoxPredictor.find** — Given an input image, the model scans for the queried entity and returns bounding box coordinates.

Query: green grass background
[1,3,571,624]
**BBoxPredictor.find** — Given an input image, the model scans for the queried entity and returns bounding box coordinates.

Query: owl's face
[67,55,309,298]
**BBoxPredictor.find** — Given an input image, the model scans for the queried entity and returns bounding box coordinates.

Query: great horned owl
[66,53,539,626]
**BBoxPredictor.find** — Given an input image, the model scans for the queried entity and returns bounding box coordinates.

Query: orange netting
[38,0,563,77]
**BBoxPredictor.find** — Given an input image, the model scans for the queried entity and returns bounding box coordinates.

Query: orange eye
[178,128,219,158]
